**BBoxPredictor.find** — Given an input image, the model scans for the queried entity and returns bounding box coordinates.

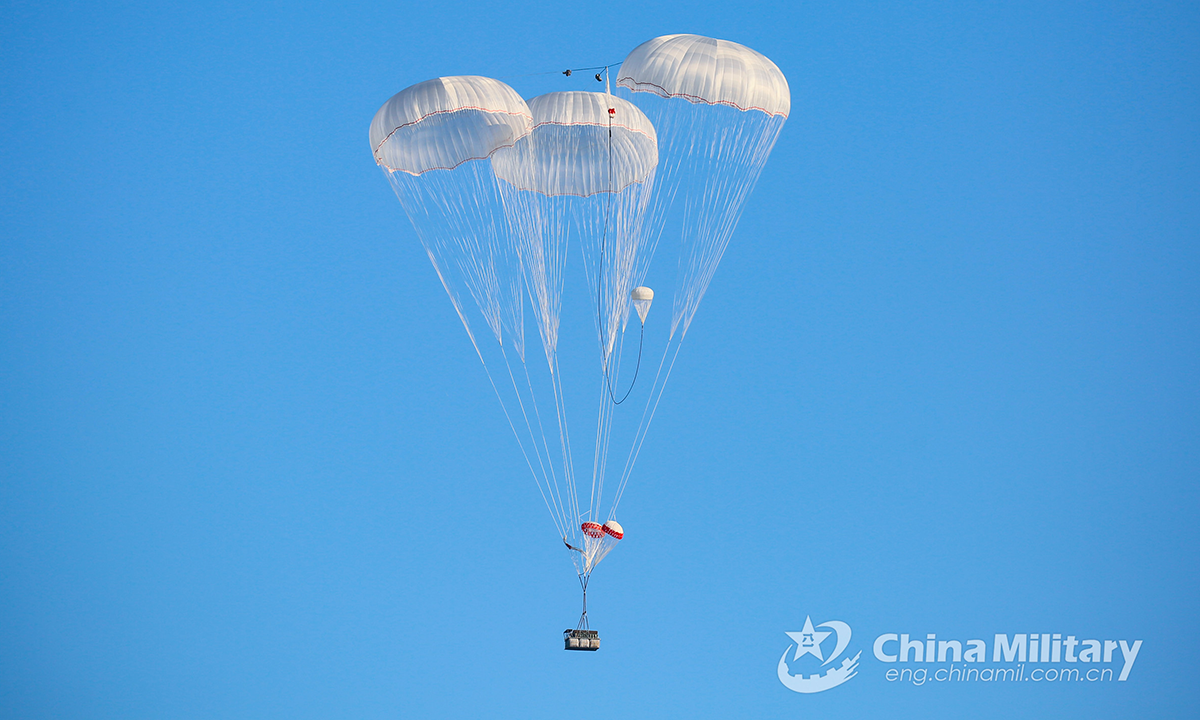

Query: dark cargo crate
[564,629,600,651]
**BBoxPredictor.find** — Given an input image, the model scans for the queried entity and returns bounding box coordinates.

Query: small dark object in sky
[564,628,600,651]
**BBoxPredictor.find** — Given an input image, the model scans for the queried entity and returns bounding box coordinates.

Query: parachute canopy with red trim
[370,75,532,175]
[581,521,605,539]
[616,34,790,117]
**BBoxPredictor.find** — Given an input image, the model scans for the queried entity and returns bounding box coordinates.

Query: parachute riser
[577,576,590,630]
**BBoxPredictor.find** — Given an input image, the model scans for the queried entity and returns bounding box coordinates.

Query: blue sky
[2,1,1198,718]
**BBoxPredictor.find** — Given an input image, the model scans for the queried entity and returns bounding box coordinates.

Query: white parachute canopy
[493,91,658,364]
[631,286,653,325]
[490,91,658,579]
[371,37,787,588]
[371,76,531,353]
[617,34,789,337]
[616,34,790,116]
[578,35,790,524]
[372,79,658,580]
[492,91,657,196]
[371,75,532,174]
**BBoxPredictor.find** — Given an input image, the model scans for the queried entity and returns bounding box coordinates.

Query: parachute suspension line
[549,354,582,527]
[609,334,685,519]
[496,172,589,541]
[475,344,567,539]
[499,344,571,536]
[386,166,568,535]
[592,321,627,519]
[592,101,786,519]
[670,111,786,338]
[406,166,518,351]
[585,83,620,524]
[596,341,631,523]
[518,356,572,532]
[607,117,785,516]
[596,64,644,407]
[589,64,649,531]
[591,353,618,521]
[589,356,615,521]
[576,573,591,630]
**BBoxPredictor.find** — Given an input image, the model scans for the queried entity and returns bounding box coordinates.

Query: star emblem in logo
[778,616,860,694]
[786,616,832,661]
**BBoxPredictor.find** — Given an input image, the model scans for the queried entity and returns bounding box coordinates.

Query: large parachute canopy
[371,76,531,354]
[493,91,658,366]
[372,75,533,174]
[371,36,788,628]
[492,92,657,196]
[615,34,790,116]
[617,34,789,337]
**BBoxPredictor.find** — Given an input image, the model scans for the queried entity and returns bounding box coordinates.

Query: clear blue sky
[2,1,1197,718]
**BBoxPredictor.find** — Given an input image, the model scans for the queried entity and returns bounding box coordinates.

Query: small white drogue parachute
[630,286,654,325]
[371,36,787,634]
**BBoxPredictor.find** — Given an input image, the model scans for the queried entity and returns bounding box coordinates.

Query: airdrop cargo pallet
[564,629,600,651]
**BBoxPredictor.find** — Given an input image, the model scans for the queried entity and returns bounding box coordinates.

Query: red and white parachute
[370,35,788,624]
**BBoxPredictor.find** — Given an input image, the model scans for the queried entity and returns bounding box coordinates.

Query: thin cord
[596,65,644,406]
[496,61,621,81]
[607,323,644,404]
